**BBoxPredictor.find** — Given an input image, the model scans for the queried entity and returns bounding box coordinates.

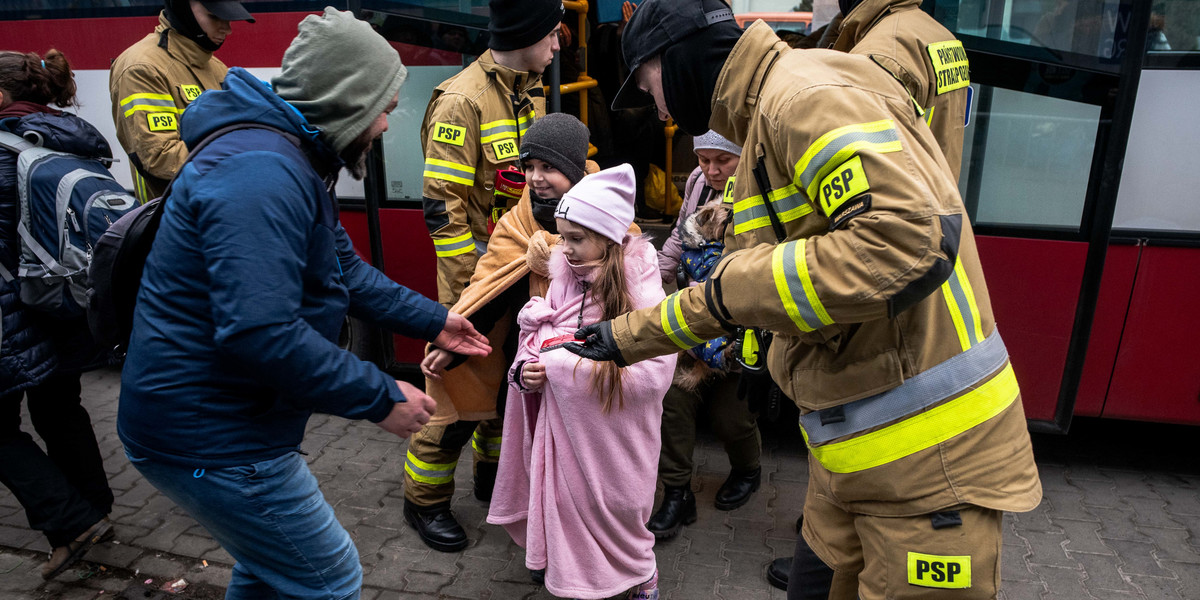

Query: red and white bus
[4,0,1198,429]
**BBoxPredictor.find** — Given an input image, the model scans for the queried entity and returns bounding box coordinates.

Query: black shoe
[404,500,468,552]
[714,467,761,511]
[767,557,791,591]
[475,462,498,502]
[530,568,545,585]
[646,485,696,540]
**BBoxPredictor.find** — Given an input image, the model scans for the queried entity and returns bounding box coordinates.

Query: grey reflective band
[779,240,826,331]
[119,97,175,110]
[797,128,901,189]
[945,267,983,347]
[735,188,807,227]
[706,8,734,24]
[801,330,1009,445]
[436,236,474,253]
[404,457,456,480]
[424,162,474,180]
[481,122,518,138]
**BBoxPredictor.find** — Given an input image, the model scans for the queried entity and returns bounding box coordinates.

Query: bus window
[379,64,463,201]
[1146,1,1200,53]
[959,84,1101,229]
[932,0,1136,63]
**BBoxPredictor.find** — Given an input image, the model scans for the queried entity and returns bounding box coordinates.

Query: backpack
[86,123,307,352]
[0,129,139,318]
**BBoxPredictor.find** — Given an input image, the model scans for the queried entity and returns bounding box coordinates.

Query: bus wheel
[338,316,382,366]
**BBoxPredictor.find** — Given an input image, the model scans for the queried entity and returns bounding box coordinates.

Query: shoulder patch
[432,122,467,146]
[179,84,202,102]
[927,40,970,95]
[723,176,737,204]
[146,112,178,131]
[818,155,869,218]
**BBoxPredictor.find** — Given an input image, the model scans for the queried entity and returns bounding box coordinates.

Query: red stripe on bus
[1,12,465,70]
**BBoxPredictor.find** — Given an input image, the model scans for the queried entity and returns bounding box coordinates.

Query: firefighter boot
[404,500,468,552]
[646,485,696,540]
[766,557,791,591]
[714,466,761,510]
[474,461,498,502]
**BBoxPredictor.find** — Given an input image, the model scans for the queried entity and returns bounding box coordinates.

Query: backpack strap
[0,130,37,154]
[158,123,306,204]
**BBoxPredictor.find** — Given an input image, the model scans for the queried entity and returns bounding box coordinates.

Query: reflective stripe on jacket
[611,23,1040,517]
[109,12,227,202]
[420,51,545,307]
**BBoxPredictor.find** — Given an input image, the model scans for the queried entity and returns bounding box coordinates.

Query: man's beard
[340,132,374,180]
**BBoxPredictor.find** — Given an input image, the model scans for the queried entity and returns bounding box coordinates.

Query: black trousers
[0,372,112,547]
[789,528,836,600]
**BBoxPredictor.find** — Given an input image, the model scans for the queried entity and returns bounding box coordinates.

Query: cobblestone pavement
[2,367,1199,599]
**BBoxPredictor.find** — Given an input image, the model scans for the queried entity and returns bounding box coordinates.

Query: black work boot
[766,557,791,591]
[404,500,468,552]
[474,461,498,502]
[646,485,696,540]
[714,466,761,510]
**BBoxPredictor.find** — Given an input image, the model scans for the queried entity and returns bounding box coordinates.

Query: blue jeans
[126,450,361,600]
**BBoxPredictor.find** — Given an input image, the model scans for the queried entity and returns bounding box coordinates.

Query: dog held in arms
[673,201,734,391]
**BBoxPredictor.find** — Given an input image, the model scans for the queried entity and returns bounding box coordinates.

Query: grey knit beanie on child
[272,7,407,154]
[519,113,589,184]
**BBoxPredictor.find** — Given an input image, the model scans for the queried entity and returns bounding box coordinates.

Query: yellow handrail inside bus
[546,1,598,157]
[664,119,678,211]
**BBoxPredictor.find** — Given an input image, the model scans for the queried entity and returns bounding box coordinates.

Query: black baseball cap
[199,0,255,22]
[610,0,735,111]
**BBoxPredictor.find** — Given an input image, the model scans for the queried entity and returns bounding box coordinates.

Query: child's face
[524,158,574,201]
[557,219,610,264]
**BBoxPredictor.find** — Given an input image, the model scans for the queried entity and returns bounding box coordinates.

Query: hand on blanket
[376,381,437,438]
[521,361,547,390]
[434,312,491,356]
[421,348,453,380]
[564,321,628,367]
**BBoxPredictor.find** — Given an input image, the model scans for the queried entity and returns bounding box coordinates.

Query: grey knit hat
[519,113,589,185]
[272,7,407,154]
[693,130,741,157]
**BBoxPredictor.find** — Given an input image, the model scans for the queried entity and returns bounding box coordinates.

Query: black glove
[563,321,628,367]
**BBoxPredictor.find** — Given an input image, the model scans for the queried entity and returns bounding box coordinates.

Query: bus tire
[339,316,383,366]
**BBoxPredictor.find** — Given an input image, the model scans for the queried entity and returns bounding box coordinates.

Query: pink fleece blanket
[487,236,676,599]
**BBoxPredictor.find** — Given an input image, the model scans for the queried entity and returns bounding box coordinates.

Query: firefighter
[572,1,1042,599]
[406,0,564,552]
[767,0,974,589]
[109,0,254,202]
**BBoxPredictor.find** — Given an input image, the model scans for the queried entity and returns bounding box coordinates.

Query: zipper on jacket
[577,281,591,328]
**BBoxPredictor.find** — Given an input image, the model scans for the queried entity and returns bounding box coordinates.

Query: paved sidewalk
[2,367,1199,599]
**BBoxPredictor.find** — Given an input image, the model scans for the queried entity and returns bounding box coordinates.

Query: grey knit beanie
[519,113,589,184]
[272,7,407,154]
[693,130,741,157]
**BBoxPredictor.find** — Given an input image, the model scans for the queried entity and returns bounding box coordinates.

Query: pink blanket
[487,236,676,599]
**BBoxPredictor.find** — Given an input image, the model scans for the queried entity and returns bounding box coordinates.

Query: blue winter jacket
[118,68,447,467]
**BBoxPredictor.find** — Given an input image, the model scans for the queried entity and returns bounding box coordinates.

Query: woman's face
[557,218,609,264]
[695,148,739,193]
[524,158,574,201]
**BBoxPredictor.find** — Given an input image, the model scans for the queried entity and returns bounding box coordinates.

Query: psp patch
[180,84,202,102]
[491,138,519,161]
[927,40,970,95]
[432,122,466,146]
[146,112,177,132]
[723,176,737,204]
[907,552,971,589]
[818,155,870,217]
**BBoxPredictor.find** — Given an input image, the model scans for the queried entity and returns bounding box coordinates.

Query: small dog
[673,201,734,391]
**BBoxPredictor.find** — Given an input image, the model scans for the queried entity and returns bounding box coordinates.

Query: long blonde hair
[575,230,632,414]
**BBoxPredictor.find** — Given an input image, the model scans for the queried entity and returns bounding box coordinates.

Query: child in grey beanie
[272,7,407,154]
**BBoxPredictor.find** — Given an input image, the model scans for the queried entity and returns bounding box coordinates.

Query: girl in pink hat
[488,164,676,599]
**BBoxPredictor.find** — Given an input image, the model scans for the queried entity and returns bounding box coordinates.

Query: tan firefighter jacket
[833,0,969,177]
[421,51,545,307]
[610,22,1040,517]
[110,12,228,202]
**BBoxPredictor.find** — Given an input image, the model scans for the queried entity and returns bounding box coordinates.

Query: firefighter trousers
[659,373,761,488]
[403,418,502,507]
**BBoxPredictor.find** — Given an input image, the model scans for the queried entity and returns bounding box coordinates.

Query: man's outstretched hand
[433,311,490,356]
[563,321,627,366]
[376,381,437,438]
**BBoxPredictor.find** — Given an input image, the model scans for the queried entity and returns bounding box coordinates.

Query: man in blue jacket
[117,9,489,599]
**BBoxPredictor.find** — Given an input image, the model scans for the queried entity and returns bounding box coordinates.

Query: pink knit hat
[554,163,636,244]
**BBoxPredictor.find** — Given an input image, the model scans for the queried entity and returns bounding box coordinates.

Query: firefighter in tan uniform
[767,0,974,589]
[577,1,1042,598]
[109,0,253,202]
[405,0,563,553]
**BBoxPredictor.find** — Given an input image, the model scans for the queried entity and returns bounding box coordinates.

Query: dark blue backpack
[0,129,138,318]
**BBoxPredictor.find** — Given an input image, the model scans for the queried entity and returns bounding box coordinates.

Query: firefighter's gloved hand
[565,321,628,367]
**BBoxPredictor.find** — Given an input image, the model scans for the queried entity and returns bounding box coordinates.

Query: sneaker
[41,517,113,580]
[626,569,659,599]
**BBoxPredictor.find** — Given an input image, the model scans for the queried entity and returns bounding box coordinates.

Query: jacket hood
[1,112,113,160]
[180,67,338,167]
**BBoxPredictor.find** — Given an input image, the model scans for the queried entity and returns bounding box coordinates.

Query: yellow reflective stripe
[772,240,833,333]
[404,451,457,485]
[925,105,936,128]
[119,92,173,105]
[518,111,535,135]
[659,291,705,349]
[424,158,476,186]
[123,104,180,118]
[773,241,814,332]
[471,431,502,457]
[731,184,814,236]
[794,120,902,200]
[804,363,1019,473]
[480,118,518,143]
[433,232,475,257]
[940,258,984,351]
